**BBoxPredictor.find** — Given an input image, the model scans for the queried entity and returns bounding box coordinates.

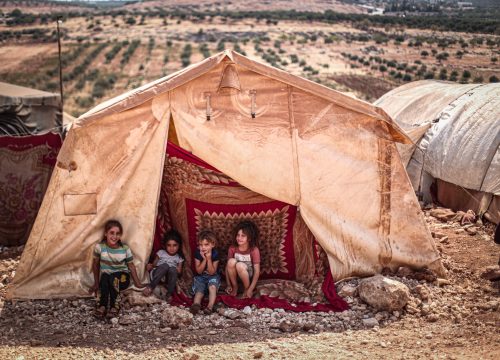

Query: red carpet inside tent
[151,142,348,312]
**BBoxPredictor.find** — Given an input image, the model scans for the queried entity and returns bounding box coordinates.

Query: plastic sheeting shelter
[0,82,63,245]
[7,51,442,300]
[375,80,500,224]
[0,82,62,136]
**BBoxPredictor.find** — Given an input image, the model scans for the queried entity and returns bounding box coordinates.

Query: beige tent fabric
[8,97,170,299]
[396,123,432,167]
[167,61,441,279]
[8,52,442,300]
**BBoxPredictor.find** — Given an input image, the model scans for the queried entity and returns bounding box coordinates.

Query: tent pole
[56,17,64,115]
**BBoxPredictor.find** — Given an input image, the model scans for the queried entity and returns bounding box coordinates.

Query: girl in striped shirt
[89,219,145,318]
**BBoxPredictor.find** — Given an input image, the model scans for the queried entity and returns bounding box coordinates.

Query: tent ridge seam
[287,85,301,206]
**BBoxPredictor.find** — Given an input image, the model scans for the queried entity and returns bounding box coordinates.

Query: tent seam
[287,85,301,206]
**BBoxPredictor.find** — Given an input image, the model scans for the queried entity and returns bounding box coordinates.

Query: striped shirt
[94,243,133,274]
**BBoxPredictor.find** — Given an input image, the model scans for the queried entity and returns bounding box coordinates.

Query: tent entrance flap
[152,141,347,311]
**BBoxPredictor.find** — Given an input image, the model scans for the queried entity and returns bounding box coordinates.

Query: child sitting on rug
[89,219,146,318]
[190,230,221,315]
[225,220,261,299]
[143,229,184,300]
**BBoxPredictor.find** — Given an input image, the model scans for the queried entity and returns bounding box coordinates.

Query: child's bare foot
[225,286,238,296]
[142,287,152,297]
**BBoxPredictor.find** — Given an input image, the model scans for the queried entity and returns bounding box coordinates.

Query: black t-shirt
[194,248,219,274]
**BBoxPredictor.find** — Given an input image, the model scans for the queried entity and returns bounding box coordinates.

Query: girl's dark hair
[102,219,124,247]
[162,229,185,259]
[232,220,259,248]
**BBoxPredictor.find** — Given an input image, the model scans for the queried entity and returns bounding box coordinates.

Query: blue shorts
[192,274,221,295]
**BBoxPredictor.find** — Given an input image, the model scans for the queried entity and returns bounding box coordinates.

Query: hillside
[0,1,498,118]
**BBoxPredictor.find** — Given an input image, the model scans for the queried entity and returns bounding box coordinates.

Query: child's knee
[227,258,237,268]
[235,262,247,273]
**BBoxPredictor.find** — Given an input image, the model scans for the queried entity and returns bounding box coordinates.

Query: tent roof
[0,82,61,107]
[376,80,500,195]
[78,50,409,143]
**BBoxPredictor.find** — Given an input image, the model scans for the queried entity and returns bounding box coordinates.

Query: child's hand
[200,250,207,260]
[146,263,154,272]
[88,284,98,296]
[205,250,212,260]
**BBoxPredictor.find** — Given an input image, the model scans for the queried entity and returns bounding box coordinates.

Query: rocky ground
[0,210,499,359]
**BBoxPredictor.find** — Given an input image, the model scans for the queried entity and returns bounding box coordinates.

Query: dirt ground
[0,210,499,359]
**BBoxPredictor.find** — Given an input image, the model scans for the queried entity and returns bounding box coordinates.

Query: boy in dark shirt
[190,230,220,314]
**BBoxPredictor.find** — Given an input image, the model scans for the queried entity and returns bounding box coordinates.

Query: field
[0,1,499,117]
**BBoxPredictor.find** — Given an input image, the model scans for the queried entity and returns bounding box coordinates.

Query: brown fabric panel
[486,196,500,224]
[170,63,298,205]
[378,138,393,267]
[436,178,498,224]
[387,143,443,274]
[292,212,317,282]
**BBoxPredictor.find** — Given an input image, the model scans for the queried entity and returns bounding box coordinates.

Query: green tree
[379,65,387,77]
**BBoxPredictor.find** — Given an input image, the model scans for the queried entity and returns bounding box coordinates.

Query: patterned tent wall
[0,82,63,246]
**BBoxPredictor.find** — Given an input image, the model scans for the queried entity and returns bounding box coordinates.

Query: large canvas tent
[0,82,63,246]
[7,51,442,301]
[375,80,500,224]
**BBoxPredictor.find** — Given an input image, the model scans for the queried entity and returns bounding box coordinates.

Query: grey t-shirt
[156,250,183,268]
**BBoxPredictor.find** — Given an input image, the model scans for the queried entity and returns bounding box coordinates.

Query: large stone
[414,284,430,301]
[338,284,357,297]
[119,314,141,325]
[278,320,300,333]
[221,309,242,320]
[362,317,379,328]
[358,275,410,311]
[122,290,163,306]
[161,306,193,329]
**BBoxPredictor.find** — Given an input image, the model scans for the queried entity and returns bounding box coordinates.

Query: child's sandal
[203,307,213,315]
[94,306,106,318]
[189,303,201,315]
[107,306,119,318]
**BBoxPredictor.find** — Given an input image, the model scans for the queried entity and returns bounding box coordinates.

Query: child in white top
[143,230,184,300]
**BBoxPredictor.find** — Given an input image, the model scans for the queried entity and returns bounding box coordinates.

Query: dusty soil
[0,211,499,359]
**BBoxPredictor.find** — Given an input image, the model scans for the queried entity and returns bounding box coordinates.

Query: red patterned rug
[153,142,347,312]
[0,133,62,246]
